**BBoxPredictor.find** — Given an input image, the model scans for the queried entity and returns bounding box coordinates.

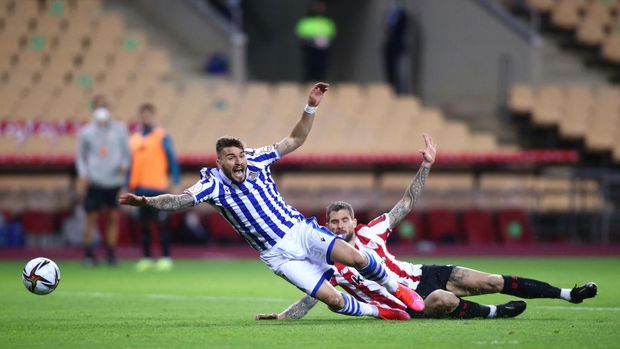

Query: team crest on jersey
[248,171,258,181]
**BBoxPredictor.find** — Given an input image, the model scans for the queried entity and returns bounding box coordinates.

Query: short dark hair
[326,201,355,222]
[139,103,156,113]
[216,136,245,158]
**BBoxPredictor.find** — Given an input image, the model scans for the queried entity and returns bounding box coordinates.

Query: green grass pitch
[1,257,619,349]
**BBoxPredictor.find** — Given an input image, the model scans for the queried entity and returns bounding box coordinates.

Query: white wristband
[304,104,317,114]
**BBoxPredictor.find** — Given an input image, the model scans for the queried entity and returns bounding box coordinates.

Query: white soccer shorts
[259,218,341,297]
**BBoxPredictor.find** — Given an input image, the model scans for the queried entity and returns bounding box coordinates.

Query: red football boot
[376,306,410,321]
[393,284,425,312]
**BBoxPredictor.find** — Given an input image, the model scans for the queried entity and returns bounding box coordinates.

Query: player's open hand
[307,82,329,107]
[119,193,147,207]
[419,133,437,165]
[255,313,282,320]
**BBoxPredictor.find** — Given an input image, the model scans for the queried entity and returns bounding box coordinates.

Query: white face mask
[93,107,110,122]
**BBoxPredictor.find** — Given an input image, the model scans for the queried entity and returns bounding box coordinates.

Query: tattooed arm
[119,192,194,211]
[255,295,319,320]
[387,134,437,229]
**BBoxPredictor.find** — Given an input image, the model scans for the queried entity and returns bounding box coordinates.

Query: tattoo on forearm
[146,193,194,211]
[280,295,319,320]
[388,166,430,228]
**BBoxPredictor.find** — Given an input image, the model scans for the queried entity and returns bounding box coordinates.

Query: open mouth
[233,166,244,177]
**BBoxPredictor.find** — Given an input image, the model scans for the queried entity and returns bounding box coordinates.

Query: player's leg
[155,210,173,271]
[447,266,597,303]
[104,187,122,265]
[104,208,120,265]
[328,239,424,311]
[445,266,503,296]
[313,281,379,317]
[82,211,98,265]
[136,206,154,271]
[275,259,408,319]
[422,290,526,319]
[82,186,99,266]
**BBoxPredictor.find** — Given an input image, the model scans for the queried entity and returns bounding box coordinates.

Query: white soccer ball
[22,257,61,295]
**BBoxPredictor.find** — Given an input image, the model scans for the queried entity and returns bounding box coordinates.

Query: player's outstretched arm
[276,82,329,157]
[387,133,437,229]
[119,192,194,211]
[255,295,319,320]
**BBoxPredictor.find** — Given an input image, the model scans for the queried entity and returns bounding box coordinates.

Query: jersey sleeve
[184,167,217,204]
[245,144,280,169]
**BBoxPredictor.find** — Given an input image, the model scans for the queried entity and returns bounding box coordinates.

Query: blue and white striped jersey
[185,144,305,252]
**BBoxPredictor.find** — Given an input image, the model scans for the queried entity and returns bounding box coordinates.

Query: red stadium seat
[21,210,56,235]
[426,209,461,243]
[203,211,244,244]
[462,209,498,244]
[392,212,425,244]
[497,209,534,245]
[116,211,136,246]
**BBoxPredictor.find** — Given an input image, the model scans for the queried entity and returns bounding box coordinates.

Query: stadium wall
[242,0,540,114]
[132,0,232,65]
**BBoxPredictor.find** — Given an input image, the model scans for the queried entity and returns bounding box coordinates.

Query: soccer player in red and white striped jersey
[256,134,596,321]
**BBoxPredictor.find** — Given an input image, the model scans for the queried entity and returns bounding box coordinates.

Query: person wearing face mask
[76,95,131,266]
[128,103,180,272]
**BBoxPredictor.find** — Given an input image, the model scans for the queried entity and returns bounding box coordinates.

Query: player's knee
[324,292,344,309]
[484,274,504,292]
[424,290,458,317]
[350,250,368,269]
[426,290,459,309]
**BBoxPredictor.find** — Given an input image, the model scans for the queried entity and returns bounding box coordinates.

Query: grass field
[1,257,619,349]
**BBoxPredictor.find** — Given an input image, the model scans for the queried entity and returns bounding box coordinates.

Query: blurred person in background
[76,95,130,266]
[383,0,408,94]
[129,103,180,272]
[296,0,336,82]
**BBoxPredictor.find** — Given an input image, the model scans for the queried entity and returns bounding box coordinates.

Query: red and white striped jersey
[353,213,423,290]
[329,213,424,308]
[331,263,407,310]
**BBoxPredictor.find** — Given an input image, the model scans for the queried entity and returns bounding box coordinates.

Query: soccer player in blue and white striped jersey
[120,82,422,320]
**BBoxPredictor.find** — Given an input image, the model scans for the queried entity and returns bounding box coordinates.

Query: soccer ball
[22,257,61,295]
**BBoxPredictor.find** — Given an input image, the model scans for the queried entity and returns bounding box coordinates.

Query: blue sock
[357,250,397,292]
[329,292,377,317]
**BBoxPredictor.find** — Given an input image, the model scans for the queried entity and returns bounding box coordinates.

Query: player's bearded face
[217,147,247,184]
[327,209,357,241]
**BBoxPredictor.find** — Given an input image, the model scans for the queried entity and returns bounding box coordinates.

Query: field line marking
[473,340,520,345]
[58,291,293,303]
[538,306,620,312]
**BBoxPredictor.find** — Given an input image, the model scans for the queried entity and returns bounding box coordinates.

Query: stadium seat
[21,209,56,247]
[551,0,584,29]
[532,85,564,127]
[497,209,534,245]
[527,0,556,13]
[393,212,425,244]
[203,210,244,244]
[602,32,620,64]
[576,16,608,46]
[462,209,498,244]
[558,85,593,139]
[426,209,461,243]
[508,83,534,114]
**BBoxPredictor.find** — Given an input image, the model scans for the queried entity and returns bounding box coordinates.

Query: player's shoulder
[198,167,218,183]
[356,214,389,232]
